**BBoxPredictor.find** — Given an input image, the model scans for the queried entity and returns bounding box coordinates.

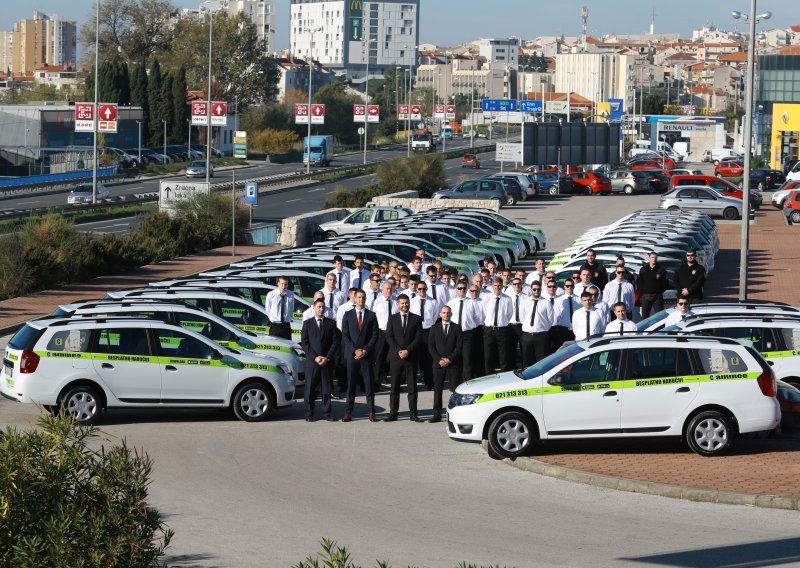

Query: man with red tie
[384,294,423,422]
[341,289,379,422]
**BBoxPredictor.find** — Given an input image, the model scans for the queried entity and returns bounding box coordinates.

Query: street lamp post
[92,0,99,204]
[303,26,323,174]
[201,0,228,186]
[163,120,167,162]
[732,3,771,302]
[363,35,377,166]
[137,120,141,164]
[405,68,411,157]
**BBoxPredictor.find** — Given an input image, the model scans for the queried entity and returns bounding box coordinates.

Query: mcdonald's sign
[348,0,363,41]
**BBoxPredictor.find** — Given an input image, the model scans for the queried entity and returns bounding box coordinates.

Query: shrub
[250,128,300,155]
[376,153,445,197]
[0,413,173,567]
[324,184,383,209]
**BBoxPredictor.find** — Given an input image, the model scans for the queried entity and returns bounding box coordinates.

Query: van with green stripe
[1,318,296,424]
[447,335,779,458]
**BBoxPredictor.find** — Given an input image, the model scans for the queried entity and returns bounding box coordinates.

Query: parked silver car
[432,179,508,206]
[607,170,651,194]
[317,205,413,238]
[486,173,538,199]
[659,186,742,220]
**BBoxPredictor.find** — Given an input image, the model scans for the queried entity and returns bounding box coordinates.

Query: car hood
[457,371,519,394]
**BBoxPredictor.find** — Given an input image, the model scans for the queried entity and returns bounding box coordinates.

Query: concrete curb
[480,442,800,511]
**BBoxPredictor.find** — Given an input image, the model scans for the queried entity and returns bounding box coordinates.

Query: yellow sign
[596,102,611,123]
[770,103,800,169]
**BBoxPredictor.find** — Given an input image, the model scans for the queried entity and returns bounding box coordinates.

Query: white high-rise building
[228,0,276,56]
[555,52,636,112]
[290,0,419,80]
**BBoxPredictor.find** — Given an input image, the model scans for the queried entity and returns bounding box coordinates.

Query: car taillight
[756,369,776,397]
[20,350,40,374]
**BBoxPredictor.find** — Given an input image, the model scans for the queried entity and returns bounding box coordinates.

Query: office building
[555,52,635,112]
[228,0,276,55]
[4,11,76,75]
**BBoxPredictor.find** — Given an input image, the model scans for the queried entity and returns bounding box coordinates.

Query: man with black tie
[327,254,350,292]
[384,294,422,422]
[506,278,527,367]
[300,299,340,421]
[446,283,484,381]
[409,282,439,389]
[264,276,295,340]
[482,278,514,373]
[341,289,379,422]
[605,302,637,335]
[428,305,463,423]
[372,281,396,390]
[350,256,371,291]
[520,281,553,366]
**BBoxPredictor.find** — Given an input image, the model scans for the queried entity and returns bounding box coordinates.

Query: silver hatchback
[659,186,742,220]
[607,170,651,194]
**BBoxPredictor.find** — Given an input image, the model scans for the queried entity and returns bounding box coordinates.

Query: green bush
[324,184,384,209]
[376,153,445,198]
[0,413,172,567]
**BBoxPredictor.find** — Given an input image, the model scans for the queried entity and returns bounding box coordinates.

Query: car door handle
[101,363,114,370]
[767,361,774,366]
[676,386,691,393]
[165,365,178,372]
[603,391,618,397]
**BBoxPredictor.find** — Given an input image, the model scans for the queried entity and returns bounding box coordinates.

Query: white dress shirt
[319,287,346,313]
[326,269,350,292]
[264,289,295,324]
[302,305,334,321]
[335,301,354,330]
[602,279,636,314]
[593,300,611,324]
[407,260,432,275]
[425,278,451,305]
[507,290,528,325]
[664,309,694,327]
[520,296,554,333]
[525,271,546,287]
[573,281,593,298]
[349,268,371,290]
[605,319,638,335]
[446,296,484,332]
[372,295,397,331]
[555,294,581,328]
[482,293,514,328]
[364,286,382,310]
[410,295,439,329]
[572,308,606,340]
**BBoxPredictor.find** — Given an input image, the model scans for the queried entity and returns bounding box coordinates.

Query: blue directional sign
[244,182,258,205]
[519,100,543,113]
[482,99,518,112]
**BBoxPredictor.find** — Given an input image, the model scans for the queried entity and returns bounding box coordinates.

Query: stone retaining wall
[369,192,500,212]
[279,208,349,248]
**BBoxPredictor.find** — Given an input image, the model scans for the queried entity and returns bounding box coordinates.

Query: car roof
[581,334,743,349]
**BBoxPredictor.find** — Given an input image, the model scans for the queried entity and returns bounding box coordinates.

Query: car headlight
[291,345,306,358]
[277,361,291,375]
[451,393,482,406]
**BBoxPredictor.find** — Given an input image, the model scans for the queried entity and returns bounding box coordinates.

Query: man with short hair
[587,285,610,323]
[302,291,333,321]
[350,256,371,290]
[638,251,669,319]
[425,265,449,305]
[384,294,423,422]
[264,276,295,340]
[482,278,514,373]
[674,248,706,302]
[551,278,580,350]
[525,258,547,287]
[520,281,553,366]
[301,299,340,421]
[573,268,593,298]
[572,292,605,340]
[448,283,485,380]
[580,248,609,291]
[365,275,382,309]
[341,290,379,422]
[410,281,439,389]
[327,255,350,292]
[603,265,636,318]
[407,256,424,277]
[664,296,694,326]
[371,281,397,389]
[506,278,527,366]
[428,305,463,423]
[319,273,346,313]
[605,302,637,336]
[336,288,359,331]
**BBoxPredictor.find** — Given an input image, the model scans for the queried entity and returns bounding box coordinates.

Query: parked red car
[715,161,744,177]
[629,162,673,177]
[570,172,612,195]
[670,174,762,210]
[628,157,676,170]
[784,189,800,224]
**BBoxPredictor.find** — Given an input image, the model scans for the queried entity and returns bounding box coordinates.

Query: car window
[696,189,715,199]
[459,181,477,192]
[479,181,497,192]
[349,210,372,224]
[154,328,216,359]
[47,329,91,353]
[9,324,46,351]
[174,312,232,342]
[180,298,214,313]
[557,349,621,385]
[629,348,693,379]
[93,328,150,357]
[708,326,770,352]
[677,188,697,199]
[218,299,268,326]
[778,328,800,350]
[375,209,399,222]
[694,348,749,374]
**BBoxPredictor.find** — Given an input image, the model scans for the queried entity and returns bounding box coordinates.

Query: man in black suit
[341,289,379,422]
[300,299,340,421]
[384,293,423,422]
[428,305,463,423]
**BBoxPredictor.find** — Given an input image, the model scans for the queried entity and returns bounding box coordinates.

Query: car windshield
[517,342,584,380]
[189,161,205,167]
[637,310,670,332]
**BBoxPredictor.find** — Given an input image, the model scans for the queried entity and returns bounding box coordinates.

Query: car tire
[487,411,536,459]
[723,207,739,220]
[584,187,592,196]
[505,195,517,206]
[548,186,558,196]
[232,381,274,422]
[668,206,680,212]
[324,230,338,239]
[623,185,634,195]
[685,410,733,456]
[713,159,720,165]
[791,211,800,224]
[60,384,103,425]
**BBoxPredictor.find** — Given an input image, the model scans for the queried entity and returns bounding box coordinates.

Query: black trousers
[509,323,523,367]
[345,356,375,415]
[373,330,390,388]
[432,363,460,416]
[388,358,417,416]
[417,328,433,389]
[640,293,664,319]
[461,328,481,381]
[268,322,292,340]
[483,326,511,374]
[521,331,549,367]
[335,336,347,393]
[548,326,574,353]
[304,363,333,417]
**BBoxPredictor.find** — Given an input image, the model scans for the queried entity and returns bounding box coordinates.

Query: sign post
[311,104,326,124]
[410,105,422,121]
[353,104,367,122]
[211,101,228,126]
[233,130,247,159]
[159,181,210,217]
[74,103,95,132]
[244,181,257,229]
[398,104,409,121]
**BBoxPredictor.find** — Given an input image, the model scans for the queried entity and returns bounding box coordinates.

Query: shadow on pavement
[621,537,800,567]
[533,436,800,457]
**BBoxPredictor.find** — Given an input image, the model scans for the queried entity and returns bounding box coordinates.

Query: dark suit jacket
[301,316,340,364]
[428,321,463,365]
[385,311,422,362]
[342,308,378,359]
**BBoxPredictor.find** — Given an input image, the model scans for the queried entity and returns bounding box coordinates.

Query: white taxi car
[447,335,779,457]
[1,318,295,423]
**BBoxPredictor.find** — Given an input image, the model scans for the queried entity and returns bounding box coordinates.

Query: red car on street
[461,154,481,169]
[784,189,800,224]
[715,161,744,177]
[570,172,612,195]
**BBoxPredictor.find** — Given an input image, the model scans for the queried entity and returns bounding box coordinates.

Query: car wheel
[487,411,536,459]
[685,410,733,456]
[232,381,274,422]
[505,195,517,206]
[723,207,739,220]
[668,206,680,212]
[623,185,634,195]
[791,211,800,223]
[548,186,558,196]
[584,187,592,196]
[324,230,338,239]
[60,384,102,425]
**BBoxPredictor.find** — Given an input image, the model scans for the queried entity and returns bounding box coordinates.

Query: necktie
[402,313,407,332]
[338,272,342,290]
[617,284,622,304]
[550,297,554,307]
[328,292,333,308]
[279,294,285,322]
[458,299,464,326]
[420,299,426,324]
[431,283,437,300]
[356,274,362,289]
[372,290,378,309]
[444,323,449,338]
[530,299,538,328]
[569,297,574,320]
[585,310,591,340]
[388,300,393,315]
[358,310,363,331]
[493,297,500,327]
[515,295,520,322]
[318,318,323,335]
[681,314,687,321]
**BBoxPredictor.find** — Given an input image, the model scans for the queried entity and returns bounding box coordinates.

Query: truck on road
[303,135,335,166]
[411,132,437,153]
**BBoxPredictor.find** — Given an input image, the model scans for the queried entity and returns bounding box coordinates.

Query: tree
[130,62,149,138]
[240,103,291,133]
[98,60,131,104]
[147,58,163,147]
[0,84,60,104]
[376,154,445,197]
[160,73,175,144]
[172,66,188,144]
[314,81,361,144]
[250,129,299,155]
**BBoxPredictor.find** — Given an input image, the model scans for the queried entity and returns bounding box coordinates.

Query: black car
[747,169,786,191]
[640,169,670,193]
[482,175,523,206]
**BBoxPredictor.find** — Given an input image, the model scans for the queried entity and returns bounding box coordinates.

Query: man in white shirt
[482,278,514,373]
[552,279,581,350]
[572,292,606,341]
[605,302,637,336]
[587,285,610,324]
[264,276,295,340]
[302,291,333,321]
[372,281,397,388]
[520,281,554,366]
[326,255,350,292]
[573,268,593,298]
[349,256,371,291]
[603,267,636,318]
[319,273,346,313]
[364,275,382,310]
[525,258,547,287]
[664,297,694,327]
[424,265,449,306]
[506,278,528,367]
[336,288,359,331]
[544,272,565,296]
[410,281,439,389]
[446,282,484,381]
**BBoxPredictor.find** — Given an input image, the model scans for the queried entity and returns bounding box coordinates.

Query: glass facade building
[757,54,800,164]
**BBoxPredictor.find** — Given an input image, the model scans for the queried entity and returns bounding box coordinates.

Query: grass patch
[0,202,157,234]
[136,157,247,177]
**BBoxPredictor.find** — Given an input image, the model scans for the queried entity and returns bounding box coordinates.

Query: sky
[2,0,797,56]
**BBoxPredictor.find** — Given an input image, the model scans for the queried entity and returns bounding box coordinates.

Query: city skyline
[0,0,797,64]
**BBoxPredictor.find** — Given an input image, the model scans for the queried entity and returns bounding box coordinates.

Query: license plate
[3,365,11,378]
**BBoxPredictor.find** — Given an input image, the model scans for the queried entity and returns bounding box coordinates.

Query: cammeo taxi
[1,318,296,423]
[447,335,779,457]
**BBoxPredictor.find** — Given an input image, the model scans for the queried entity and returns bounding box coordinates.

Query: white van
[787,160,800,182]
[702,148,742,164]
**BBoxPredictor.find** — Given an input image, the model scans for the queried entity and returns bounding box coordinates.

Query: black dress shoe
[322,414,335,422]
[304,416,313,422]
[428,414,442,423]
[383,414,398,422]
[409,414,423,422]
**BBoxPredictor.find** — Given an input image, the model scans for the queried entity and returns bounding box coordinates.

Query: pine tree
[83,67,95,101]
[118,61,131,106]
[160,73,175,144]
[147,59,163,147]
[130,63,149,145]
[171,66,187,144]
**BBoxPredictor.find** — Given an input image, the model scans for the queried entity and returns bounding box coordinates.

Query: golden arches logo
[351,0,362,10]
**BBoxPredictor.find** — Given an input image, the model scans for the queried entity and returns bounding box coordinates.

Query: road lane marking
[286,198,301,203]
[309,187,327,193]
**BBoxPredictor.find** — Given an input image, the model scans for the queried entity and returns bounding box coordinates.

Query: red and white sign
[353,104,367,123]
[367,105,380,123]
[211,101,227,126]
[311,104,326,125]
[75,102,94,132]
[398,104,409,120]
[446,105,456,120]
[98,103,118,133]
[434,104,445,119]
[191,101,209,125]
[295,103,309,124]
[410,105,422,120]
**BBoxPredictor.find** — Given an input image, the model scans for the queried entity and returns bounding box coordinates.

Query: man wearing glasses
[674,248,706,302]
[603,267,635,319]
[552,278,581,350]
[410,282,439,389]
[506,278,528,367]
[587,285,610,323]
[372,281,397,390]
[482,278,514,373]
[520,281,553,366]
[664,297,695,326]
[448,283,485,380]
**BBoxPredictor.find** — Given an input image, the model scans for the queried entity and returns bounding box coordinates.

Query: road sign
[546,101,569,114]
[482,99,518,112]
[244,181,258,205]
[211,101,227,126]
[682,105,697,115]
[434,104,445,119]
[233,130,247,159]
[191,101,208,125]
[311,104,325,124]
[496,142,522,162]
[446,105,456,120]
[367,105,380,123]
[410,105,422,120]
[295,103,310,124]
[519,100,543,113]
[353,104,366,123]
[357,127,365,135]
[159,181,210,217]
[97,103,118,133]
[398,104,409,120]
[75,102,94,132]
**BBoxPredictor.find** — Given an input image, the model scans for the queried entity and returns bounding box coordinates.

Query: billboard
[348,0,363,41]
[522,122,621,167]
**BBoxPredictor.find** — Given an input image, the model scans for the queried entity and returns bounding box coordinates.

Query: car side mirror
[212,349,224,360]
[549,373,567,386]
[229,330,239,341]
